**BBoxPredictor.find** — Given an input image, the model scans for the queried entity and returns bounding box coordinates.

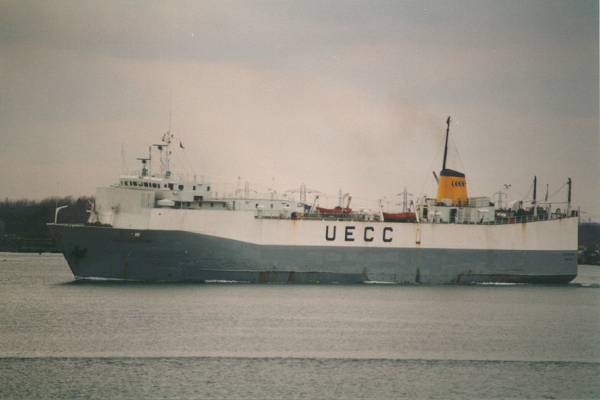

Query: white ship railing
[255,210,579,225]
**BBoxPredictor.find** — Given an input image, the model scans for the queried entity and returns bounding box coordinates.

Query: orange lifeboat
[316,206,352,216]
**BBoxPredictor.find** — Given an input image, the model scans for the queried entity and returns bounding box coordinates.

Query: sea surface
[0,252,599,399]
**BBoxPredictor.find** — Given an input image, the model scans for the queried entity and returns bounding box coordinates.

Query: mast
[442,116,451,171]
[567,177,572,213]
[161,131,173,178]
[136,146,152,177]
[532,175,537,217]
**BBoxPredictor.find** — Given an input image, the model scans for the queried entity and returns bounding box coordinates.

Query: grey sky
[1,0,598,218]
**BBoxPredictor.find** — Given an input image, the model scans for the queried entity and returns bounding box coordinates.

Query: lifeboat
[382,211,416,222]
[316,206,352,215]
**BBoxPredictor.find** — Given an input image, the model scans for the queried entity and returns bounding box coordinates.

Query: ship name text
[325,225,393,243]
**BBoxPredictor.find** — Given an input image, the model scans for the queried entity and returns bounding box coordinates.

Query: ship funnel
[435,116,468,205]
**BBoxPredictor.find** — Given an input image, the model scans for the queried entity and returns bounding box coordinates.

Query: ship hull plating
[48,224,577,284]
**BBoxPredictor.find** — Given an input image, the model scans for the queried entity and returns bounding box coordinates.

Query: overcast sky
[1,0,598,218]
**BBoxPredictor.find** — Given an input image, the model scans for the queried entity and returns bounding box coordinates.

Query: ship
[48,118,578,284]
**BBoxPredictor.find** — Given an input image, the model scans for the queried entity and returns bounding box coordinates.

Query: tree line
[0,196,92,252]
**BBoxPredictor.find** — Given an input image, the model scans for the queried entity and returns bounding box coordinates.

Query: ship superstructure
[48,119,578,284]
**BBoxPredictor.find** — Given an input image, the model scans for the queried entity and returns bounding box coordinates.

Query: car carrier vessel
[48,117,578,284]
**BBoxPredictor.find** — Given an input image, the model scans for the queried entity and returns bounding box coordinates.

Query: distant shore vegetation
[0,196,91,253]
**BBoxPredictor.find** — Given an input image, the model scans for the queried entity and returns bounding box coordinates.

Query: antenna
[442,116,451,171]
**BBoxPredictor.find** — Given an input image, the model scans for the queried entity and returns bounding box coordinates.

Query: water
[1,253,599,399]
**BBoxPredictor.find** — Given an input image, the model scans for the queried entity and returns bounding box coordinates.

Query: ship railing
[454,210,578,225]
[256,210,579,225]
[256,212,381,222]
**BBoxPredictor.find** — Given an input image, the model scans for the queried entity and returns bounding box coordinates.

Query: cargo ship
[48,118,578,284]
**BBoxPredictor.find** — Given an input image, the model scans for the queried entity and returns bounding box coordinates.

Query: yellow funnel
[436,169,468,206]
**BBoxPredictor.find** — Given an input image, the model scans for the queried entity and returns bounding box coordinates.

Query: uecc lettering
[325,225,393,243]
